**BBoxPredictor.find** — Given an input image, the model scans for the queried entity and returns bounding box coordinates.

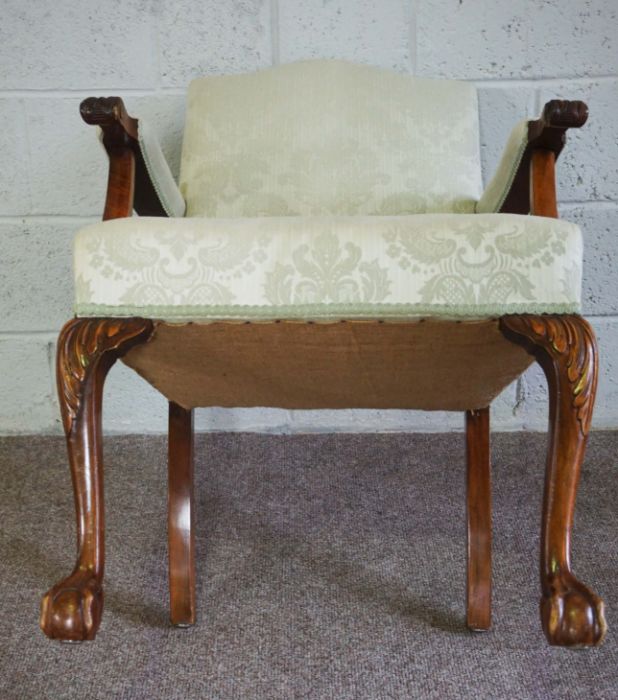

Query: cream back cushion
[179,60,483,218]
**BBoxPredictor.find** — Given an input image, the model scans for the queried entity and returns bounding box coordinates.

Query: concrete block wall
[0,0,616,434]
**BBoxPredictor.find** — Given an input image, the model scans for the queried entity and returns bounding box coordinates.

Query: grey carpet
[0,432,616,700]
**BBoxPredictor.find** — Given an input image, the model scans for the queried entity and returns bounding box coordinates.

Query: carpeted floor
[0,431,616,700]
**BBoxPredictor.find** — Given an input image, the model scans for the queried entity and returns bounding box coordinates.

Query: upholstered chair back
[179,60,483,218]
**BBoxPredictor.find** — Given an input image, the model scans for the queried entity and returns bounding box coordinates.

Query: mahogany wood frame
[40,96,606,646]
[496,138,606,646]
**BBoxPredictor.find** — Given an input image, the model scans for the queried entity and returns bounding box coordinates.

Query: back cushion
[179,60,482,218]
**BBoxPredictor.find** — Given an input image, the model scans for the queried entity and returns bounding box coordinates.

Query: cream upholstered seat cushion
[179,60,483,218]
[74,214,582,320]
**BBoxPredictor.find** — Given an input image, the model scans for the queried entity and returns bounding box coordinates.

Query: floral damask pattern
[264,232,390,304]
[74,214,582,320]
[179,61,483,218]
[381,217,574,307]
[76,219,272,307]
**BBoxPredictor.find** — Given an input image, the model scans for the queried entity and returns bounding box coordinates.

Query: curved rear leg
[500,314,607,647]
[40,317,153,641]
[466,407,492,631]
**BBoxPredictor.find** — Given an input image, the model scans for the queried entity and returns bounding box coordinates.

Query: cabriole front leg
[40,318,153,641]
[500,314,607,647]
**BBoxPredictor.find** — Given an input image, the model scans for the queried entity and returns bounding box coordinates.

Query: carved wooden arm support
[81,96,184,220]
[477,100,588,216]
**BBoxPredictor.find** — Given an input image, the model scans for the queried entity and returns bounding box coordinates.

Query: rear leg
[168,401,196,626]
[466,407,492,631]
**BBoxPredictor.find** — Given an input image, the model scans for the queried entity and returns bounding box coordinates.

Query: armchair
[40,60,606,646]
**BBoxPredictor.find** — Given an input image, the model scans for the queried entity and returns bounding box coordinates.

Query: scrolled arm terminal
[476,100,588,215]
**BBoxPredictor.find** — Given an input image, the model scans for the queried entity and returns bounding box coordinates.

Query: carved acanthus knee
[56,318,154,435]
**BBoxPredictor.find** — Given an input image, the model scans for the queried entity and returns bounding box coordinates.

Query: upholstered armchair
[40,60,606,646]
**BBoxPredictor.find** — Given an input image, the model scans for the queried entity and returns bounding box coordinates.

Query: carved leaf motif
[57,318,154,434]
[500,315,597,435]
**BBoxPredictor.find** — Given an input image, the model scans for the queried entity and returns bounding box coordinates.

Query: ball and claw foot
[541,572,607,647]
[40,571,103,642]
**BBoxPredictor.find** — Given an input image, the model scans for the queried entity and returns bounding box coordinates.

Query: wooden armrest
[499,100,588,215]
[81,96,169,219]
[477,100,588,216]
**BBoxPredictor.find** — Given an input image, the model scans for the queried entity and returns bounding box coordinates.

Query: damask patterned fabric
[179,60,483,218]
[74,214,582,320]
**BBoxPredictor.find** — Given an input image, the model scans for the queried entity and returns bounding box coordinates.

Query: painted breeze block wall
[0,0,616,434]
